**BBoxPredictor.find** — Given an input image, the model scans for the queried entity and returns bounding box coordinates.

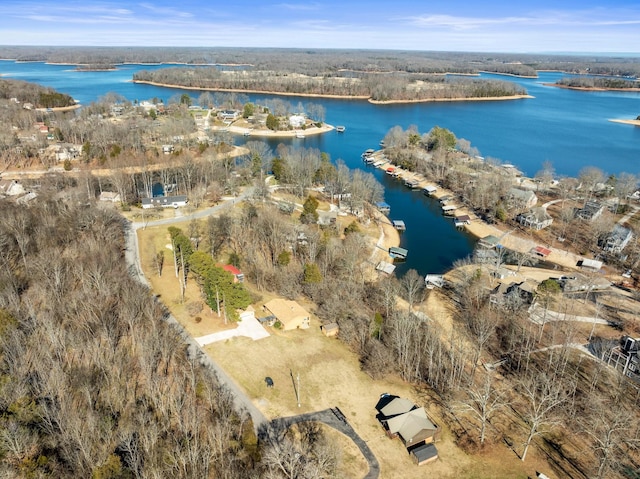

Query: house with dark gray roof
[575,200,604,221]
[601,225,633,254]
[517,207,553,230]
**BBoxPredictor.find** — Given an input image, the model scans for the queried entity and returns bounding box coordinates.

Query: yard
[135,208,555,479]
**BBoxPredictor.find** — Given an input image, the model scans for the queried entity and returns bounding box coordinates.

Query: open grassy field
[135,208,557,479]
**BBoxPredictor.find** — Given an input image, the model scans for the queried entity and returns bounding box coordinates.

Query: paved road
[123,187,269,432]
[267,408,380,479]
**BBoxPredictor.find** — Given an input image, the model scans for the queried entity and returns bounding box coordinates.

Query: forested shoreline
[0,79,76,108]
[132,68,527,102]
[2,46,640,78]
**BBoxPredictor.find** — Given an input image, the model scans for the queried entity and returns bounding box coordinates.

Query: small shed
[532,245,551,258]
[321,322,339,337]
[579,258,603,271]
[411,443,438,466]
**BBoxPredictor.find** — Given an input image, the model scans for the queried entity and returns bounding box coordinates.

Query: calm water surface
[2,61,639,275]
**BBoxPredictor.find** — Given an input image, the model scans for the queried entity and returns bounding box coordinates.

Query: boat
[364,156,375,164]
[336,125,345,132]
[362,148,375,158]
[295,131,305,139]
[380,140,385,147]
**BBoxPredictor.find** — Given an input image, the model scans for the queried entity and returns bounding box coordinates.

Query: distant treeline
[133,67,527,101]
[2,46,640,78]
[0,78,76,107]
[555,76,640,89]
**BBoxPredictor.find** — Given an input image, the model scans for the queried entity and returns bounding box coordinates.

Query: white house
[289,115,306,128]
[141,195,188,209]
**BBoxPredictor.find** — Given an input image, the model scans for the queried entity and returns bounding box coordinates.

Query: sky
[1,0,640,53]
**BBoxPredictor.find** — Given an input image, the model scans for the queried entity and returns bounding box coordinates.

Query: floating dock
[392,220,406,231]
[389,246,408,260]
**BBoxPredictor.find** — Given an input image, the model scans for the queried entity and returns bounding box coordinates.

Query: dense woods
[555,76,640,89]
[133,67,527,101]
[0,79,76,108]
[2,46,640,78]
[0,199,260,478]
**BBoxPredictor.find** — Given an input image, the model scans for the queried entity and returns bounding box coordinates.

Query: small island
[549,76,640,92]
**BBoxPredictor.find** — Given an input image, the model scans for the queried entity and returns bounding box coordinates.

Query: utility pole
[290,369,300,408]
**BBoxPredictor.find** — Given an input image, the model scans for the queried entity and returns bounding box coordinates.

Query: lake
[1,60,639,276]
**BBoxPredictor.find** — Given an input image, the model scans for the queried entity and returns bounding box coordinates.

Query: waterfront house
[263,298,310,331]
[601,225,633,254]
[217,109,240,121]
[508,188,538,210]
[517,207,553,230]
[575,200,604,221]
[289,114,306,128]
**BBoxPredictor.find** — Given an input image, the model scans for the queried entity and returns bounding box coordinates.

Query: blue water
[2,60,639,275]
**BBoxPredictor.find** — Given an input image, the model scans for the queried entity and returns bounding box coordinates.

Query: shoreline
[213,124,334,138]
[35,104,82,112]
[131,80,370,100]
[368,94,534,104]
[544,83,640,92]
[366,151,585,271]
[132,80,533,104]
[479,70,538,79]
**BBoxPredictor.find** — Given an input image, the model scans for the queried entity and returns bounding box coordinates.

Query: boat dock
[362,147,479,231]
[389,246,408,260]
[392,219,406,231]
